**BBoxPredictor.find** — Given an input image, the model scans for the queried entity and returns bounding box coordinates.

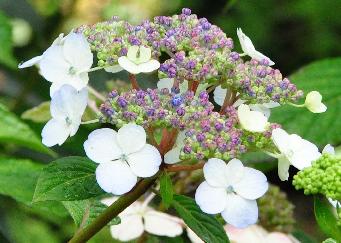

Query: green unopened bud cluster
[258,184,295,233]
[293,154,341,202]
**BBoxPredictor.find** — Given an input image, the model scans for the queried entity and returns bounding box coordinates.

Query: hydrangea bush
[17,8,340,243]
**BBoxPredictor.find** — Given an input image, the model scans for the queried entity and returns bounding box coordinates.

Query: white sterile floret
[118,45,160,74]
[195,158,268,228]
[271,128,321,181]
[19,32,93,96]
[41,85,88,147]
[304,91,327,113]
[213,85,227,106]
[164,131,186,164]
[237,104,269,132]
[83,124,162,195]
[237,28,275,66]
[102,197,183,241]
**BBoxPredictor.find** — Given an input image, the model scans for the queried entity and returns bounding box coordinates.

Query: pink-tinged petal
[225,224,267,243]
[265,232,293,243]
[195,182,227,214]
[110,214,144,241]
[117,123,146,155]
[41,119,70,147]
[221,194,258,228]
[233,167,268,200]
[144,210,183,237]
[95,160,137,195]
[127,144,161,177]
[84,128,122,164]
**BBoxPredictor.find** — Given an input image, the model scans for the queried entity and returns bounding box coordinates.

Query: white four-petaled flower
[42,85,88,147]
[118,45,160,74]
[237,28,275,66]
[304,91,327,113]
[102,197,183,241]
[84,124,162,195]
[237,104,269,132]
[19,32,93,96]
[195,158,268,228]
[271,128,321,181]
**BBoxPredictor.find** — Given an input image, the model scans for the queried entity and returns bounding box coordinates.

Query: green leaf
[159,172,173,209]
[0,102,54,155]
[33,156,104,202]
[0,156,43,203]
[322,239,338,243]
[171,194,229,243]
[314,196,341,241]
[292,230,318,243]
[0,11,17,68]
[271,58,341,146]
[21,101,51,123]
[63,199,120,228]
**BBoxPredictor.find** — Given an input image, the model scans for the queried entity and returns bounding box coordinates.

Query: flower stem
[128,74,140,90]
[87,66,104,73]
[68,173,159,243]
[288,102,305,108]
[81,119,99,125]
[87,86,106,101]
[165,162,205,172]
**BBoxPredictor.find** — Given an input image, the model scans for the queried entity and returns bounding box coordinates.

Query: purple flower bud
[196,133,205,142]
[108,90,118,98]
[117,97,128,108]
[176,107,185,116]
[146,108,155,116]
[199,91,209,100]
[202,22,211,30]
[183,144,192,154]
[230,52,240,61]
[171,96,183,106]
[182,8,191,15]
[186,60,196,69]
[214,122,224,131]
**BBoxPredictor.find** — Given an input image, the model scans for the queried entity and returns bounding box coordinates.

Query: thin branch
[88,86,105,102]
[165,162,205,172]
[129,74,140,90]
[68,173,160,243]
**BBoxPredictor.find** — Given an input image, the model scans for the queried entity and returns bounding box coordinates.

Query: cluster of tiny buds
[99,88,215,131]
[235,60,303,104]
[180,106,246,161]
[293,153,341,202]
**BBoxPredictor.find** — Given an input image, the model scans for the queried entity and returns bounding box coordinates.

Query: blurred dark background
[0,0,340,242]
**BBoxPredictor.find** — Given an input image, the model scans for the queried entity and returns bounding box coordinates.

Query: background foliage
[0,0,340,242]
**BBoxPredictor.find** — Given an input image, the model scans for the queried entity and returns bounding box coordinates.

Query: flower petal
[277,156,291,181]
[128,144,161,177]
[213,85,227,106]
[62,33,93,71]
[265,232,293,243]
[225,158,245,186]
[127,45,139,62]
[225,224,267,243]
[18,55,42,68]
[237,28,256,54]
[233,167,268,200]
[289,138,321,170]
[39,45,70,83]
[118,56,140,74]
[305,91,327,113]
[157,78,174,92]
[195,181,227,214]
[84,128,122,163]
[251,50,275,66]
[95,160,137,195]
[187,227,204,243]
[137,46,152,63]
[322,144,335,155]
[221,194,258,228]
[104,65,123,73]
[110,214,144,241]
[138,59,160,73]
[41,119,70,147]
[271,128,290,155]
[117,123,146,155]
[203,158,229,188]
[164,146,181,164]
[144,210,183,237]
[238,104,269,132]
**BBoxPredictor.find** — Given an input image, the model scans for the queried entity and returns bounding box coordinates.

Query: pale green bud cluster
[293,154,341,202]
